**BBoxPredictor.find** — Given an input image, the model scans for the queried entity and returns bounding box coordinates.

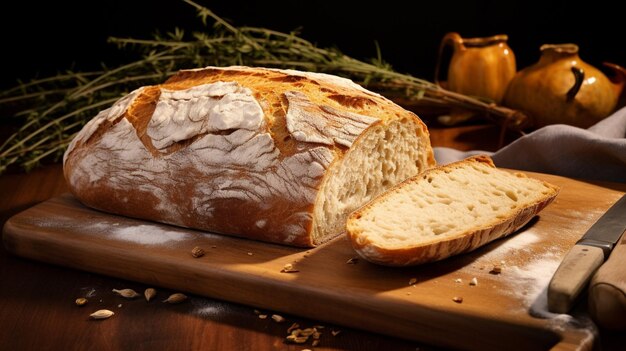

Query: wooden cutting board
[3,171,624,351]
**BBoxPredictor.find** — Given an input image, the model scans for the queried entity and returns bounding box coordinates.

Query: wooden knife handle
[547,245,605,313]
[588,231,626,330]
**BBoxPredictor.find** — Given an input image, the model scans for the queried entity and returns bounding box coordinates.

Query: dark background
[1,0,624,89]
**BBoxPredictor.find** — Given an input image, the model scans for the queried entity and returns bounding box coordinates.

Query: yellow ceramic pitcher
[503,44,626,128]
[435,32,516,104]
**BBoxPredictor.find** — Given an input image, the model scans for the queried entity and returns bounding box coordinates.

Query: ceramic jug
[503,44,626,128]
[435,32,516,104]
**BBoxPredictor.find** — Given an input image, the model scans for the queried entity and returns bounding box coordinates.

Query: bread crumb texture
[347,156,559,266]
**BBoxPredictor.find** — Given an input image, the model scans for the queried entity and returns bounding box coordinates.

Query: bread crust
[346,156,559,266]
[63,66,434,247]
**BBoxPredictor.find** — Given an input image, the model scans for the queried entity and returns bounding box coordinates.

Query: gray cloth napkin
[434,107,626,183]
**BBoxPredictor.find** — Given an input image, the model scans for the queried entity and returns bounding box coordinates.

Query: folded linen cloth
[434,107,626,183]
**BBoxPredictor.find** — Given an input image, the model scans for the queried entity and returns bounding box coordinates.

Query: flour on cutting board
[471,229,597,338]
[474,230,565,317]
[506,251,567,318]
[109,224,193,245]
[87,222,222,245]
[477,230,542,262]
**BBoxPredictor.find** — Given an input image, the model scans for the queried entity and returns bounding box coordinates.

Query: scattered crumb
[247,252,253,256]
[346,257,359,264]
[117,304,122,308]
[331,329,342,336]
[489,266,502,275]
[454,278,462,284]
[300,328,316,337]
[211,245,217,249]
[258,314,268,319]
[191,246,205,258]
[408,278,417,286]
[470,277,478,286]
[312,340,320,346]
[287,323,300,334]
[452,296,463,303]
[271,314,286,323]
[285,336,306,344]
[285,332,309,344]
[281,263,299,273]
[162,293,187,304]
[406,292,411,296]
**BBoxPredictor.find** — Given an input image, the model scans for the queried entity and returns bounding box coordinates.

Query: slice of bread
[346,155,559,266]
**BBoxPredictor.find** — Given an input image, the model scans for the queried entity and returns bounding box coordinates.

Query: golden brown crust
[161,67,429,156]
[64,66,434,247]
[346,156,559,266]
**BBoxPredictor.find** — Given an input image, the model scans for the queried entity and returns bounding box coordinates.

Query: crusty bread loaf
[63,66,435,247]
[346,156,559,266]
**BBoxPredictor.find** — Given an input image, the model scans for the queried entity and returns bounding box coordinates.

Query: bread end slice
[346,155,559,266]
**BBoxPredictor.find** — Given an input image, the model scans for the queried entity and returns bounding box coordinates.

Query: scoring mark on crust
[326,93,376,109]
[284,90,378,148]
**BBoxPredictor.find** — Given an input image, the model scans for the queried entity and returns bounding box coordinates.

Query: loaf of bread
[63,66,435,247]
[346,156,559,266]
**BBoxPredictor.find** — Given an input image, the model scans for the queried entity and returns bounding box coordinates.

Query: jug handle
[434,32,464,87]
[602,62,626,96]
[566,67,585,101]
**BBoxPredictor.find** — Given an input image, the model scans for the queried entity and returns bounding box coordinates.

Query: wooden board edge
[1,197,575,351]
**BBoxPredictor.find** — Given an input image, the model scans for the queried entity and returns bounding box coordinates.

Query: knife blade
[548,193,626,314]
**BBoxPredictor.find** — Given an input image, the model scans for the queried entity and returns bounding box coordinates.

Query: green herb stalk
[0,0,526,174]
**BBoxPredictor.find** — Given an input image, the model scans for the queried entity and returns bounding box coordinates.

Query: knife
[588,228,626,330]
[547,193,626,314]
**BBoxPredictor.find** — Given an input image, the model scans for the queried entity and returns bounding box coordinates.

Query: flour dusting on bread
[64,66,434,247]
[285,90,378,147]
[148,82,265,150]
[64,87,145,164]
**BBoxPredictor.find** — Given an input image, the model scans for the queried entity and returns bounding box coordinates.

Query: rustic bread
[63,66,435,247]
[346,156,559,266]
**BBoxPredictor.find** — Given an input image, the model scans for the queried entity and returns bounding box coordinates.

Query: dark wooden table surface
[1,123,624,351]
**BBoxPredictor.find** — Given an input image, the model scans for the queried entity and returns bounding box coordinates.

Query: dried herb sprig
[0,0,526,174]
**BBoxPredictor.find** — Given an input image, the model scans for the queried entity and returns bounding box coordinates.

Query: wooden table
[1,123,624,350]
